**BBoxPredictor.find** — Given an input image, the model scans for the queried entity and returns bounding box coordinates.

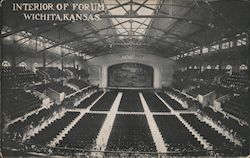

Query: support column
[73,53,76,68]
[59,29,64,70]
[247,31,250,70]
[43,53,46,68]
[11,51,16,67]
[61,47,64,70]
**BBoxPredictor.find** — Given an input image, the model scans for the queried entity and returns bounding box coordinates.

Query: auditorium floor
[7,90,246,156]
[62,91,202,153]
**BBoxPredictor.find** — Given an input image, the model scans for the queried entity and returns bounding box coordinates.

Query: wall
[85,50,176,88]
[46,88,65,105]
[198,91,216,107]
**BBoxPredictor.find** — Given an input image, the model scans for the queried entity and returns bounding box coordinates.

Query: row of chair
[157,92,185,110]
[67,79,89,89]
[106,114,156,152]
[2,89,42,119]
[221,92,250,121]
[90,91,118,111]
[57,113,106,150]
[28,112,80,145]
[143,92,171,112]
[154,115,203,152]
[118,91,144,112]
[2,67,40,88]
[201,107,249,139]
[181,114,236,151]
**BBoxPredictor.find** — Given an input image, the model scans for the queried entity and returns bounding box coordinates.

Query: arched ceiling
[1,0,250,59]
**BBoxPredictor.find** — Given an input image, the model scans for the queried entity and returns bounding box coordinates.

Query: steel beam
[1,21,56,38]
[35,21,128,55]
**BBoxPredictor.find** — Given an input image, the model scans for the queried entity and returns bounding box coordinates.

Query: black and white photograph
[0,0,249,157]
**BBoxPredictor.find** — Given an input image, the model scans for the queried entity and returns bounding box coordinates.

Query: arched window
[207,65,211,70]
[194,65,198,69]
[32,62,39,71]
[239,64,248,71]
[188,66,192,69]
[33,62,39,68]
[226,65,232,70]
[2,61,11,67]
[215,65,219,70]
[19,62,27,68]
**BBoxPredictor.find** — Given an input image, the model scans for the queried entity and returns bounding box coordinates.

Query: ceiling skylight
[104,0,158,40]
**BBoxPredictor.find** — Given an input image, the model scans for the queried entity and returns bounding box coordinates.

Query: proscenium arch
[107,63,154,88]
[101,61,161,89]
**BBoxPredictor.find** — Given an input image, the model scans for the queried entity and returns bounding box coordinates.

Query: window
[27,32,32,36]
[38,40,43,48]
[19,62,27,68]
[32,63,39,71]
[33,62,39,68]
[189,51,194,56]
[215,65,219,70]
[211,44,219,51]
[176,55,180,59]
[239,64,248,70]
[202,47,208,53]
[194,49,200,55]
[2,61,11,67]
[222,42,230,49]
[5,35,13,41]
[29,39,34,46]
[15,34,22,41]
[237,37,247,46]
[20,31,26,35]
[226,65,232,70]
[207,65,211,69]
[1,30,6,34]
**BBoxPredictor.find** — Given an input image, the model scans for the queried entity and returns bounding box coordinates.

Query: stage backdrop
[108,63,153,88]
